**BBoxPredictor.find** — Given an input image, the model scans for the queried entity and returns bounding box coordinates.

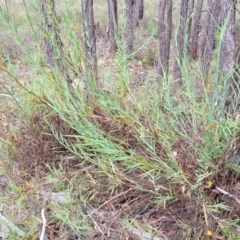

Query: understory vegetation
[0,1,240,239]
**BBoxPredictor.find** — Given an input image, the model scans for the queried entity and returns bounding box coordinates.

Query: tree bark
[200,0,220,81]
[187,0,194,36]
[158,0,172,79]
[217,0,236,115]
[173,0,189,91]
[41,0,63,71]
[125,0,134,53]
[81,0,98,86]
[133,0,144,26]
[189,0,203,60]
[218,1,236,76]
[107,0,118,51]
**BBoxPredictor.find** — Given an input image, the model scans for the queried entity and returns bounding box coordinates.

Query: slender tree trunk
[217,0,236,115]
[107,0,118,51]
[173,0,189,91]
[41,0,63,71]
[138,0,144,20]
[187,0,194,36]
[200,0,220,81]
[189,0,203,60]
[186,0,194,55]
[133,0,144,26]
[222,1,240,163]
[200,0,212,58]
[81,0,98,86]
[219,1,236,76]
[158,0,172,79]
[125,0,134,53]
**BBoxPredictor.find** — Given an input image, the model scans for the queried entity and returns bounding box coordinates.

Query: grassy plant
[0,1,240,239]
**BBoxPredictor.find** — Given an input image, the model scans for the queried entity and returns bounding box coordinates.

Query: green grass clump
[0,1,240,239]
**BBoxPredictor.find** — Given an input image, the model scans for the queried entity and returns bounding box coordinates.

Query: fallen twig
[87,188,135,217]
[40,209,47,240]
[215,186,240,205]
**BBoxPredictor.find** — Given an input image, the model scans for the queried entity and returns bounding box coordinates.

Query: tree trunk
[189,0,203,60]
[186,0,194,58]
[107,0,118,51]
[217,0,236,115]
[218,1,236,76]
[81,0,98,86]
[158,0,172,79]
[200,0,220,81]
[41,0,63,71]
[187,0,194,36]
[133,0,144,26]
[125,0,134,53]
[173,0,189,91]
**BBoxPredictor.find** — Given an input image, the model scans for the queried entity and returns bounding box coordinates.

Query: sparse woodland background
[1,0,240,239]
[40,0,240,114]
